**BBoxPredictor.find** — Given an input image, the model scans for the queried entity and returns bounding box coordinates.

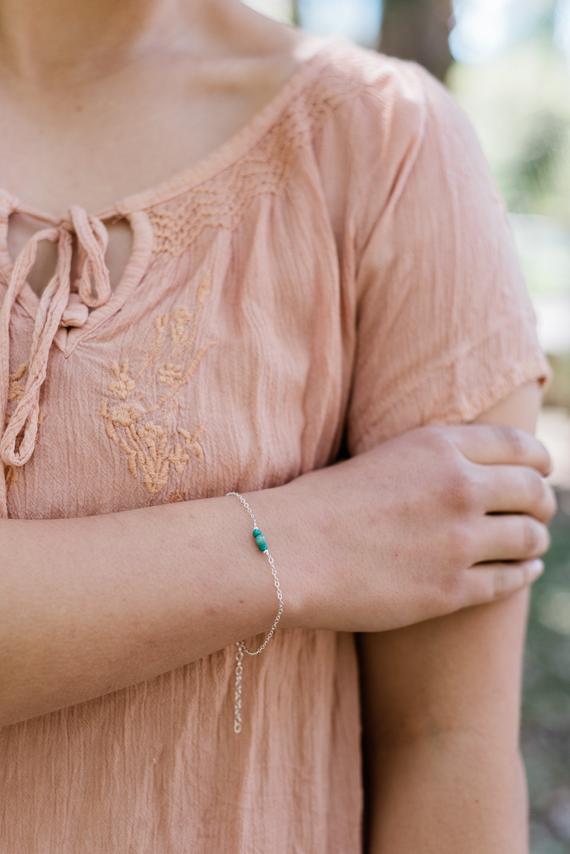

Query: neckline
[0,207,155,356]
[0,33,347,226]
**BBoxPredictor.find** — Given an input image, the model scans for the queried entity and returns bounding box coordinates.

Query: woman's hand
[282,423,556,632]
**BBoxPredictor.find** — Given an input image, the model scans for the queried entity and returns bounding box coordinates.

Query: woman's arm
[0,411,551,730]
[359,380,545,854]
[0,484,309,728]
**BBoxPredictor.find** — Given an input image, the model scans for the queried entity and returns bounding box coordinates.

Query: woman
[0,0,554,851]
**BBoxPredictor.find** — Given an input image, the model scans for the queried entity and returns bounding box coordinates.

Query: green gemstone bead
[252,527,262,538]
[254,536,267,552]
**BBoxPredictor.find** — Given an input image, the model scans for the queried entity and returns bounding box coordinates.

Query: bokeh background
[247,2,570,850]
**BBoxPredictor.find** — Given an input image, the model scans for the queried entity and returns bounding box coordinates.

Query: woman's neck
[0,0,242,83]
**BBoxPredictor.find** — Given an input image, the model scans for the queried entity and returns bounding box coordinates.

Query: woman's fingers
[473,514,551,563]
[461,559,544,608]
[447,424,551,475]
[477,464,557,521]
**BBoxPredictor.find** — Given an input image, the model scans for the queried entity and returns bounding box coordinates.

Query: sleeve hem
[351,349,552,454]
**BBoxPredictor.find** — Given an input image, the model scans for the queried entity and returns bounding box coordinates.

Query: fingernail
[529,559,544,578]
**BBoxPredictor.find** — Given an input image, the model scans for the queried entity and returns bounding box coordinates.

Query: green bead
[254,536,267,552]
[252,527,262,538]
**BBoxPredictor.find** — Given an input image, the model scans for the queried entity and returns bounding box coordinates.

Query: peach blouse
[0,34,550,853]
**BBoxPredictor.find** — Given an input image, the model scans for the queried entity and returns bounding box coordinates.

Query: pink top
[0,35,550,852]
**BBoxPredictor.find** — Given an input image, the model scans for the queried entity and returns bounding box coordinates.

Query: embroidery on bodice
[146,49,367,258]
[100,272,217,495]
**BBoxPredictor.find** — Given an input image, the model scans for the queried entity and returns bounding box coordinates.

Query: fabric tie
[68,205,112,308]
[0,209,113,518]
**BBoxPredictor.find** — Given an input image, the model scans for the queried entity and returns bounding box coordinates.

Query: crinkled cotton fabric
[0,34,550,853]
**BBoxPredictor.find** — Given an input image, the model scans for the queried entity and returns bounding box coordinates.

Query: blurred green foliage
[448,37,570,231]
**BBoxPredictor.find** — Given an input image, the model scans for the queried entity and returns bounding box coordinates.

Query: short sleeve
[344,58,551,456]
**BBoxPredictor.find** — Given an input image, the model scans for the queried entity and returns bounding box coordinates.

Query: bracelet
[225,491,285,734]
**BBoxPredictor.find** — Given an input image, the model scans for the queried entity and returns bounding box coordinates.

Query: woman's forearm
[0,482,310,728]
[0,417,553,729]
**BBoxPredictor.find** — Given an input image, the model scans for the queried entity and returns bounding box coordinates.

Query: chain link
[233,641,244,734]
[226,491,285,735]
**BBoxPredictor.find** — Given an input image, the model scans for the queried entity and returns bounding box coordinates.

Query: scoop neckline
[0,33,348,226]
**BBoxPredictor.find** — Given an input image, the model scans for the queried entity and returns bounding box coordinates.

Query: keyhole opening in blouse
[0,192,154,353]
[5,209,135,303]
[0,195,155,515]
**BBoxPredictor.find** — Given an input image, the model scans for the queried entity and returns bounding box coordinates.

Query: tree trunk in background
[379,0,453,80]
[291,0,300,27]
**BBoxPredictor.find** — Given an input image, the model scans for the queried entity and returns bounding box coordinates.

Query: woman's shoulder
[297,37,484,198]
[301,38,450,149]
[309,37,430,101]
[302,38,495,245]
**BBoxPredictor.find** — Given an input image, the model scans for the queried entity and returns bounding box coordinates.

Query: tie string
[0,206,114,517]
[69,205,112,308]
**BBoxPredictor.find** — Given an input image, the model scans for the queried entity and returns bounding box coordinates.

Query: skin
[0,0,314,293]
[359,382,546,854]
[0,0,556,850]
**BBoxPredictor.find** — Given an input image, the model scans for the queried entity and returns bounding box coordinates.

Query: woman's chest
[0,48,303,221]
[4,223,348,520]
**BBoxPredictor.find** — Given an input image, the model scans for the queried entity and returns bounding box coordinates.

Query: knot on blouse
[0,207,113,473]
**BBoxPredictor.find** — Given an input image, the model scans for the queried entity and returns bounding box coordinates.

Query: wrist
[243,476,325,632]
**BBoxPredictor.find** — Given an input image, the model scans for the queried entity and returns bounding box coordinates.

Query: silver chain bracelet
[225,491,285,734]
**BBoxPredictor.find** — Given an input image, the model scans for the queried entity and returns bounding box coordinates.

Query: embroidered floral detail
[157,363,184,386]
[170,307,193,342]
[100,273,217,495]
[107,361,136,400]
[161,488,193,503]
